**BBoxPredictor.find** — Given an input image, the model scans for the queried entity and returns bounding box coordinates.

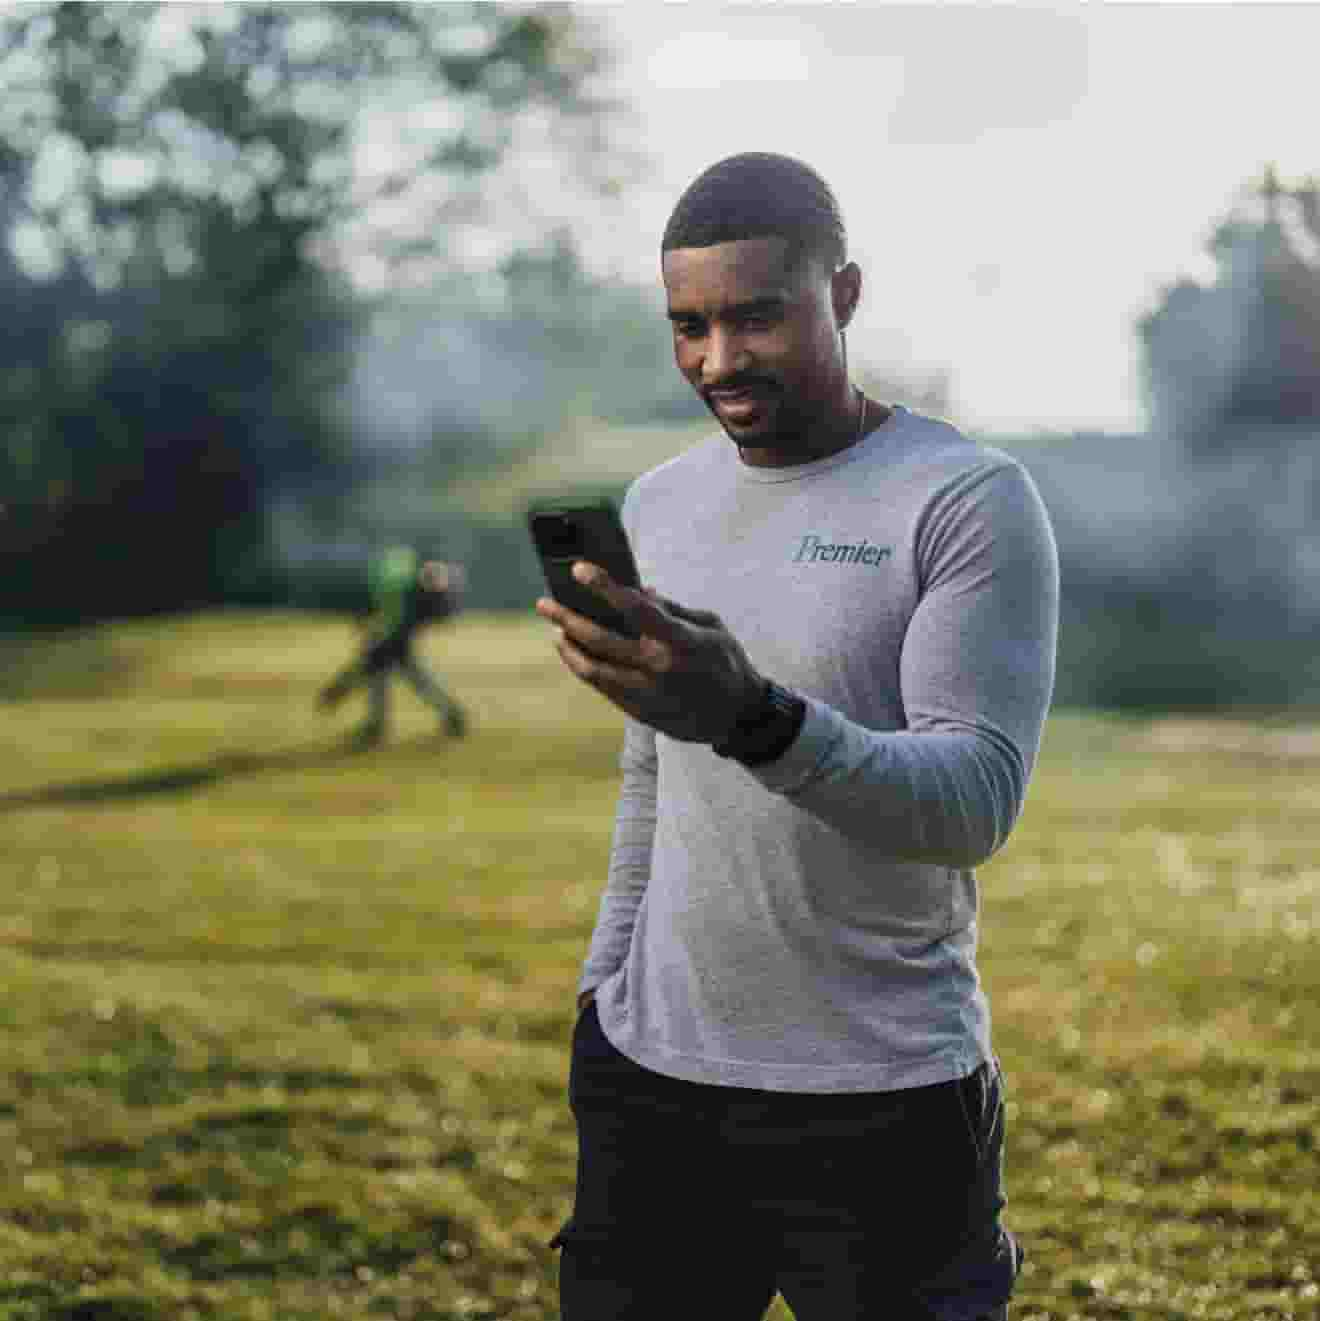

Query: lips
[707,385,774,426]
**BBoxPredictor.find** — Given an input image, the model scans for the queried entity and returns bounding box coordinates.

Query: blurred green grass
[1,611,1318,1320]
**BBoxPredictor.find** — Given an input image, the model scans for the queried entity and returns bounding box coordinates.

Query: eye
[733,307,779,332]
[672,319,705,340]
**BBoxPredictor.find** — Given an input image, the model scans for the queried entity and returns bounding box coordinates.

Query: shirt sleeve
[579,717,657,995]
[748,461,1059,869]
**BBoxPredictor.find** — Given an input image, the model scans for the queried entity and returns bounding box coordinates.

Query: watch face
[714,683,805,765]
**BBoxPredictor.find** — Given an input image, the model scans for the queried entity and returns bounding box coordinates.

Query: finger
[652,597,723,630]
[572,564,697,647]
[556,634,658,696]
[538,596,650,665]
[638,583,722,632]
[570,561,648,614]
[628,592,726,646]
[536,595,606,636]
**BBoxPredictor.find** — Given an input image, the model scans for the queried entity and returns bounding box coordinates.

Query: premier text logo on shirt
[793,535,893,566]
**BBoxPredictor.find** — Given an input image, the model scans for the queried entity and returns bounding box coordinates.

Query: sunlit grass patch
[1,612,1318,1318]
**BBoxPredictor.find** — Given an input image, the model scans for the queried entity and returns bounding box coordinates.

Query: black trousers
[359,633,460,732]
[554,1002,1021,1321]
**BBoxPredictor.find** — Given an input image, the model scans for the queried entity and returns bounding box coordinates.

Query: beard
[701,377,830,452]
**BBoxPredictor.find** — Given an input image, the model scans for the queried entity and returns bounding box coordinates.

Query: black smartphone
[527,500,641,638]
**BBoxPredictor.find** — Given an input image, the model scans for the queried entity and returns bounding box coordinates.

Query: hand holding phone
[527,501,641,639]
[532,505,769,745]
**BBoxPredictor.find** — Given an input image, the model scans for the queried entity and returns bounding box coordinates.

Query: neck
[736,387,882,469]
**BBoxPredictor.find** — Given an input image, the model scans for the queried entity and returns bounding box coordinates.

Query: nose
[700,326,751,387]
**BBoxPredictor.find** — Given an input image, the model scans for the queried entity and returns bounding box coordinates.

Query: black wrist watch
[711,679,807,767]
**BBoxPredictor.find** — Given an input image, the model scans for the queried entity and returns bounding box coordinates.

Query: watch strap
[711,680,807,767]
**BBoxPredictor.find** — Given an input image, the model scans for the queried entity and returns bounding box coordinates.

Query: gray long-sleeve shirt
[582,404,1058,1093]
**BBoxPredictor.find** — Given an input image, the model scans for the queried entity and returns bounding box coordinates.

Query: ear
[831,262,862,329]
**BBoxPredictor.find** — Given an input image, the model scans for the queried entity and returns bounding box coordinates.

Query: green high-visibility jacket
[368,547,420,642]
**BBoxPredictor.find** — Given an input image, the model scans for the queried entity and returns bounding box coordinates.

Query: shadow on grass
[0,1284,168,1321]
[25,1020,372,1109]
[157,1207,459,1282]
[0,734,444,812]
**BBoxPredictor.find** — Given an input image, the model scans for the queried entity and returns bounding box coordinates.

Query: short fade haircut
[661,152,846,273]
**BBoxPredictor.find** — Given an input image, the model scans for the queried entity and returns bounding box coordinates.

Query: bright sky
[590,2,1320,435]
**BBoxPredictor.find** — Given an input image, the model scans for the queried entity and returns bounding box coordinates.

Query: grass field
[1,610,1318,1321]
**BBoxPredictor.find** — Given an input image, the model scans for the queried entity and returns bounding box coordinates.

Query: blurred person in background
[537,152,1058,1321]
[318,546,467,746]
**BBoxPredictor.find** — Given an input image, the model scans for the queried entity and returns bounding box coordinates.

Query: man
[318,545,467,745]
[536,153,1058,1320]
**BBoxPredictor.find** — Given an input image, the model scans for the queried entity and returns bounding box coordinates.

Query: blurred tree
[0,3,620,287]
[1139,166,1320,456]
[1037,166,1320,713]
[496,229,702,426]
[336,228,701,523]
[0,2,624,624]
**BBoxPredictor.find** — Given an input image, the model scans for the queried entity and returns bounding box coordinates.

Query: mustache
[702,377,780,396]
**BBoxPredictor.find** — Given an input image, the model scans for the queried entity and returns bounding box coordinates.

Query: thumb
[647,590,722,630]
[627,590,697,646]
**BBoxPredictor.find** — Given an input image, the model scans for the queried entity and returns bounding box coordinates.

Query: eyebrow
[666,296,787,323]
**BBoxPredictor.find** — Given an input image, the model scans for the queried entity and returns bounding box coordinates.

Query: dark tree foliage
[0,3,620,625]
[1139,167,1320,455]
[1036,167,1320,712]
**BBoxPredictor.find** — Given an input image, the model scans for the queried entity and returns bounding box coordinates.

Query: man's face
[662,236,847,452]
